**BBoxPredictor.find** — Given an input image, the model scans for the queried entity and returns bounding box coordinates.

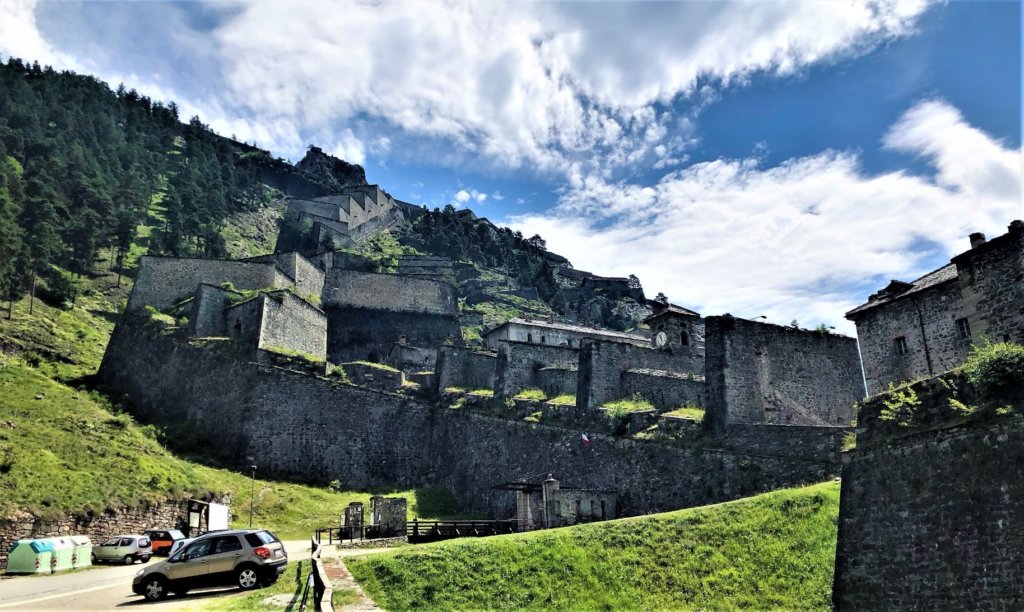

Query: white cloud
[454,190,471,203]
[0,0,76,69]
[454,188,488,204]
[508,100,1023,334]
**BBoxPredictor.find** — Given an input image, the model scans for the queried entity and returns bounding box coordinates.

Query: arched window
[541,335,546,344]
[527,333,533,343]
[680,331,689,346]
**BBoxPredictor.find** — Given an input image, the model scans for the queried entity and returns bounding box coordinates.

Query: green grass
[263,345,325,364]
[351,360,401,372]
[548,394,576,406]
[348,481,840,611]
[513,388,546,401]
[467,388,493,397]
[197,558,311,611]
[0,358,456,535]
[602,394,655,412]
[663,405,705,421]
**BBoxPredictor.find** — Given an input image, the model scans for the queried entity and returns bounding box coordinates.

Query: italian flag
[581,433,591,448]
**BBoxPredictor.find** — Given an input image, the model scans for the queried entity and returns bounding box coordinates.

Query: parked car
[166,537,194,559]
[143,529,187,556]
[92,535,152,565]
[132,529,287,601]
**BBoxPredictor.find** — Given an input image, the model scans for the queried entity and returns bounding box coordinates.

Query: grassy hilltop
[349,481,840,611]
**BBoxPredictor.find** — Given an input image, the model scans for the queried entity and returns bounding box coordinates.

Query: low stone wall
[436,346,496,393]
[620,369,704,410]
[343,363,405,393]
[721,424,852,462]
[0,499,189,571]
[494,341,578,400]
[335,536,407,549]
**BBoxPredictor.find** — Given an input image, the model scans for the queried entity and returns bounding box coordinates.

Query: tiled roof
[846,263,958,318]
[644,304,701,322]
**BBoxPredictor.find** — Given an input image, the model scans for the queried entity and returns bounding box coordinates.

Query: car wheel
[123,555,134,565]
[142,576,168,602]
[236,566,259,590]
[140,556,151,563]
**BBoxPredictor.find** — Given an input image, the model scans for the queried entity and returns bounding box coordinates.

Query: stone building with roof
[481,317,650,351]
[847,220,1024,395]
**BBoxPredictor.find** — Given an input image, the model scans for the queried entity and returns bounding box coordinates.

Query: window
[527,333,533,343]
[894,336,908,356]
[956,318,972,340]
[182,539,212,560]
[680,331,689,346]
[541,335,546,344]
[212,536,243,554]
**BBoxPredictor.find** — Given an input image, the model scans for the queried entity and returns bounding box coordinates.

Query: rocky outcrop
[296,146,367,192]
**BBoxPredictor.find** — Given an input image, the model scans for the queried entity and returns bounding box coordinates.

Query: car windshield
[102,537,120,546]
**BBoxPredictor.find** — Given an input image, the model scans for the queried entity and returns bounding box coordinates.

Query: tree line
[0,57,270,314]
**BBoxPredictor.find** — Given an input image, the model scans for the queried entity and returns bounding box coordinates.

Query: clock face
[655,331,668,347]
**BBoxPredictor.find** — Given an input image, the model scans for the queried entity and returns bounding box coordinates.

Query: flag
[581,433,591,449]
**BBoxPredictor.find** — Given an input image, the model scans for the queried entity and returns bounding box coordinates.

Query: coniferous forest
[0,57,272,311]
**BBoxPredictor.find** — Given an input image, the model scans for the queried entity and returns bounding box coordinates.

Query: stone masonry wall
[834,377,1023,610]
[322,269,456,316]
[436,346,496,392]
[0,499,190,571]
[97,321,839,521]
[620,370,704,410]
[494,341,579,399]
[326,308,460,365]
[953,220,1024,348]
[851,280,967,395]
[258,292,328,359]
[577,339,704,410]
[704,316,863,430]
[189,284,242,337]
[128,256,289,312]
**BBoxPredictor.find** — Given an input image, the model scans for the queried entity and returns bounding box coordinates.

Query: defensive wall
[127,256,291,312]
[833,374,1024,610]
[246,252,325,299]
[190,284,242,337]
[253,292,328,359]
[98,321,839,519]
[321,268,456,315]
[704,315,863,430]
[436,346,497,392]
[577,339,705,410]
[494,341,579,399]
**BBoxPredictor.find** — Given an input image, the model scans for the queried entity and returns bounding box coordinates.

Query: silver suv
[132,529,287,601]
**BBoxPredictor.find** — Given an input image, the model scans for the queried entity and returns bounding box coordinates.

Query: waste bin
[45,537,75,572]
[5,539,54,575]
[70,535,92,568]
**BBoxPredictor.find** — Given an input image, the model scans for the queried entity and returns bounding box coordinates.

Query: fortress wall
[273,252,326,299]
[98,321,839,520]
[704,316,863,430]
[578,340,704,410]
[287,198,347,222]
[225,298,263,350]
[326,308,460,365]
[128,257,287,312]
[721,424,850,462]
[834,381,1024,610]
[189,284,241,337]
[535,367,578,399]
[494,341,579,399]
[322,269,456,316]
[258,292,328,359]
[436,346,496,392]
[620,370,704,410]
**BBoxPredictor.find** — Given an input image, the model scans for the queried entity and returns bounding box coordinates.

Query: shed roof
[845,263,958,319]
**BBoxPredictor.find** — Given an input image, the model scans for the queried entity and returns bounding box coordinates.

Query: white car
[92,534,153,565]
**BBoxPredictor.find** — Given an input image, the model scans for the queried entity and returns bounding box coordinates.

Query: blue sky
[1,0,1021,333]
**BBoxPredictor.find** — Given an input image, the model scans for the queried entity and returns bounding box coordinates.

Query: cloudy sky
[1,0,1021,333]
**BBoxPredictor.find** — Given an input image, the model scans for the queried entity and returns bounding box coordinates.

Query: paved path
[0,540,314,611]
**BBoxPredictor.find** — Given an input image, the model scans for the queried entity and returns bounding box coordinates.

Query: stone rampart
[322,269,456,315]
[257,292,328,360]
[436,347,497,392]
[833,375,1023,609]
[721,424,851,462]
[98,321,839,520]
[128,256,289,312]
[327,309,459,365]
[577,340,703,410]
[494,341,579,399]
[190,284,242,337]
[620,369,704,410]
[704,316,863,430]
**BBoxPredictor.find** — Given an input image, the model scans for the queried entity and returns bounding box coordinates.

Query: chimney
[969,232,986,249]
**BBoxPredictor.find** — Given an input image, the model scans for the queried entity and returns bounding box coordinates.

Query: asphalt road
[0,540,314,611]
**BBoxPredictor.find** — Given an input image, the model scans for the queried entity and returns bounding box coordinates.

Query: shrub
[962,341,1024,406]
[878,383,921,427]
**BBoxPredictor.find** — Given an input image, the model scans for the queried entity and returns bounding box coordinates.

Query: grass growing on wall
[0,358,455,536]
[602,393,654,412]
[513,388,546,401]
[663,404,705,421]
[348,481,840,611]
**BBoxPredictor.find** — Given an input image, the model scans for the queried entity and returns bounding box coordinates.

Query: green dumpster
[45,537,75,572]
[70,535,92,568]
[5,539,54,575]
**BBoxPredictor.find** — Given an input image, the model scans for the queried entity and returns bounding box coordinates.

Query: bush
[962,341,1024,406]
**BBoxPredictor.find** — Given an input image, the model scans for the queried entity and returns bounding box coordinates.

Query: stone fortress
[97,145,1024,608]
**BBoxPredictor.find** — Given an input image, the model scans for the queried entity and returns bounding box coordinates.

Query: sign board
[207,503,230,531]
[189,512,200,528]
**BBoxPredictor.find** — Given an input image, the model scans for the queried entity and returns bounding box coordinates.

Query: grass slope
[348,482,840,611]
[0,359,452,537]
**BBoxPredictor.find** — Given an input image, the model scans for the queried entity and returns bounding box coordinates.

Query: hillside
[348,481,840,610]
